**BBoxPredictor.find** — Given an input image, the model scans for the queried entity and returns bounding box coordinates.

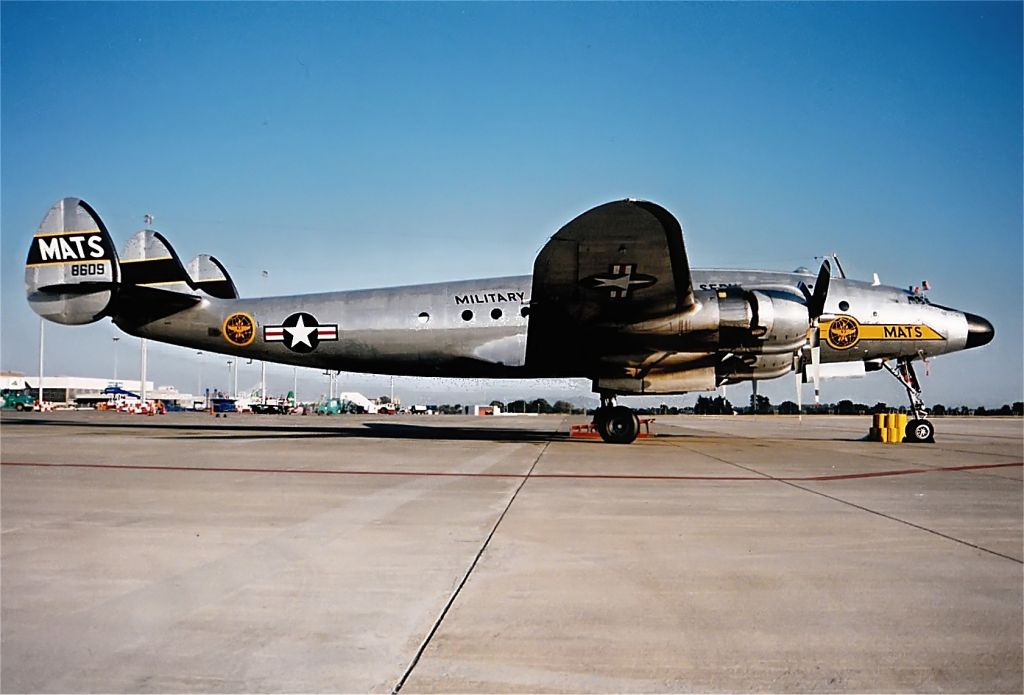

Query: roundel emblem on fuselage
[263,312,339,353]
[826,315,860,350]
[223,312,256,347]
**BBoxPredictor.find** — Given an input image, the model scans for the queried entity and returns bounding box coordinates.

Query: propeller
[806,259,831,321]
[796,259,832,409]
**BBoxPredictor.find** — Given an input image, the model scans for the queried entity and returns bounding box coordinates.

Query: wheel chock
[570,417,655,440]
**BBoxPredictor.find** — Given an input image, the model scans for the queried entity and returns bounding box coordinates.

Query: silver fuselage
[122,269,973,386]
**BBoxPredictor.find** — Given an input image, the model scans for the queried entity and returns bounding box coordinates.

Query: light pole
[139,214,153,405]
[196,351,203,403]
[260,270,268,405]
[112,336,120,384]
[38,318,44,406]
[226,360,233,398]
[140,338,148,403]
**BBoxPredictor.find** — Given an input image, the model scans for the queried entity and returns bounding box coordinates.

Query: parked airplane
[25,198,993,443]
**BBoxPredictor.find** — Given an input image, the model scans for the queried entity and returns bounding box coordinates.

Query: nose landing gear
[882,358,935,443]
[593,393,641,444]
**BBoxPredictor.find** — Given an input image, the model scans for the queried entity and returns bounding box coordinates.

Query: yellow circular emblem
[222,312,256,347]
[826,315,860,350]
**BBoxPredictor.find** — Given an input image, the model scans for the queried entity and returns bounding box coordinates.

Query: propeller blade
[794,355,803,422]
[807,259,831,320]
[811,345,821,405]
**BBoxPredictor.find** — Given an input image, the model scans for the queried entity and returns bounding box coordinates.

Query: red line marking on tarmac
[1,460,1020,482]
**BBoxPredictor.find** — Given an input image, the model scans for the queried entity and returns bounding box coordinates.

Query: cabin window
[461,310,473,321]
[491,308,502,320]
[838,301,850,312]
[417,312,430,324]
[520,306,530,318]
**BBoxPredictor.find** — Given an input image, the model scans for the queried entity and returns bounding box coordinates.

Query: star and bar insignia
[264,312,338,353]
[581,264,658,300]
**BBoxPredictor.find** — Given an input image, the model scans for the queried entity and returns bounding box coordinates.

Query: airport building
[1,371,191,406]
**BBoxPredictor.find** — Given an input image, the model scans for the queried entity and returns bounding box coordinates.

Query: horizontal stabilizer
[187,254,239,299]
[111,284,202,329]
[119,230,196,294]
[36,281,117,295]
[25,198,120,325]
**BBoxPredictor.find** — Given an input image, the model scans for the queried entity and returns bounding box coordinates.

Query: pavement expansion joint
[683,447,1024,565]
[390,441,551,694]
[778,480,1024,565]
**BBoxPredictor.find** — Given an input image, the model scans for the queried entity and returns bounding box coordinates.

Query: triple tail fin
[25,198,205,328]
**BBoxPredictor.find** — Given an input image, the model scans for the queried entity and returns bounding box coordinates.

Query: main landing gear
[592,393,641,444]
[882,357,935,443]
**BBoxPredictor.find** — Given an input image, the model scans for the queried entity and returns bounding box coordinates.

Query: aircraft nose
[964,312,994,349]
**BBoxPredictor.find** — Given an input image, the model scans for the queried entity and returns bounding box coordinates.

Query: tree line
[396,396,1023,417]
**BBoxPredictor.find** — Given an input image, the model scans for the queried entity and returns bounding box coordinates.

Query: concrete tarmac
[1,412,1021,693]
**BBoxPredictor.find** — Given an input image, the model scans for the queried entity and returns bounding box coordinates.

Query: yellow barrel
[886,411,903,444]
[880,426,890,443]
[869,413,881,441]
[896,413,908,442]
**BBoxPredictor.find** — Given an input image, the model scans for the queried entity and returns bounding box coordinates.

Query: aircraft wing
[527,200,696,372]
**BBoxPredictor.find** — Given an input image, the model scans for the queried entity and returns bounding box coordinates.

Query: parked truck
[315,398,366,415]
[1,388,36,411]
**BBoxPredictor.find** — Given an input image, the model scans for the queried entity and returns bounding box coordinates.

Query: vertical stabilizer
[186,254,239,299]
[119,230,196,294]
[25,198,120,325]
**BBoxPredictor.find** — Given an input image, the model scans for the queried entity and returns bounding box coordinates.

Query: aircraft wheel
[905,418,935,444]
[599,406,640,444]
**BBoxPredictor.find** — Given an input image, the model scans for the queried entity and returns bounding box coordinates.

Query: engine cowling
[746,290,809,353]
[716,353,795,383]
[671,288,808,355]
[585,286,812,393]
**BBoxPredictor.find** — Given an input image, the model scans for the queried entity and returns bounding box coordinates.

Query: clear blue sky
[2,2,1021,407]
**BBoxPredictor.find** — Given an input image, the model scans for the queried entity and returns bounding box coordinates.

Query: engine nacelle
[747,290,810,352]
[656,288,809,355]
[595,366,717,394]
[717,353,795,383]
